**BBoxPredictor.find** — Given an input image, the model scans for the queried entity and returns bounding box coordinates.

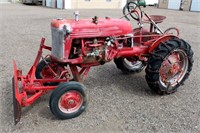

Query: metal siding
[46,0,52,7]
[64,0,71,9]
[57,0,63,9]
[168,0,181,9]
[191,0,200,11]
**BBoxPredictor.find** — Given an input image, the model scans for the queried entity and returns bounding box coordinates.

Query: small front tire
[49,81,87,119]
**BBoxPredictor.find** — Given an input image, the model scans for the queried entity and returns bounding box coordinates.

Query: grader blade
[12,78,21,125]
[13,61,22,125]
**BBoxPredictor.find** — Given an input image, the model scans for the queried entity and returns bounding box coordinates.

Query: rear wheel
[114,58,145,74]
[49,81,87,119]
[146,38,194,94]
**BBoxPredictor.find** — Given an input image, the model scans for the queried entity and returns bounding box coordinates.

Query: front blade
[13,61,22,125]
[12,77,21,125]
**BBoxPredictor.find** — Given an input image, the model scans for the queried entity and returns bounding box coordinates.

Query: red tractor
[13,2,194,124]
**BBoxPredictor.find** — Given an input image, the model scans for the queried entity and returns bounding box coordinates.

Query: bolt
[68,99,74,105]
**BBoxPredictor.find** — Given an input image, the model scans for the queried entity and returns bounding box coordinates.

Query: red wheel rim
[159,49,188,88]
[58,91,83,113]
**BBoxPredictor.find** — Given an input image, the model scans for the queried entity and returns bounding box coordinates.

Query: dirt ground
[0,3,200,133]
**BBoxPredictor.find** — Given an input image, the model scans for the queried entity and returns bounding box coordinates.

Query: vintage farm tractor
[13,2,194,124]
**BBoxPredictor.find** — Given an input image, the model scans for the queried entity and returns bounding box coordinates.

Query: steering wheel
[123,2,142,21]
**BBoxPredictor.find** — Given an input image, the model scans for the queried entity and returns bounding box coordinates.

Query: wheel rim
[58,90,83,114]
[159,49,188,88]
[123,58,144,70]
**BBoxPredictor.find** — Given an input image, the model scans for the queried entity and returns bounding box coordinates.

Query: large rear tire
[145,38,194,94]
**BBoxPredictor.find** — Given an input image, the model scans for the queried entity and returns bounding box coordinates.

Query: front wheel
[35,58,65,86]
[49,81,87,119]
[145,38,194,94]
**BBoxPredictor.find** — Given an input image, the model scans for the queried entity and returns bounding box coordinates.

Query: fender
[149,35,178,53]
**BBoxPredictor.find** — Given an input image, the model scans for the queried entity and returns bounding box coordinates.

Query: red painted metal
[149,35,178,53]
[12,38,69,124]
[160,53,180,82]
[159,50,188,87]
[41,62,65,79]
[51,18,133,38]
[59,91,83,113]
[13,61,23,106]
[116,46,149,58]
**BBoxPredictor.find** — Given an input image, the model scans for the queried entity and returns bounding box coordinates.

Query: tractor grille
[51,27,64,59]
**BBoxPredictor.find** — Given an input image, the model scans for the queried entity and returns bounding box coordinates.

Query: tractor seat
[142,15,166,24]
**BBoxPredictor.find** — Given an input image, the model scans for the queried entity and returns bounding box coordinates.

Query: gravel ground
[0,3,200,133]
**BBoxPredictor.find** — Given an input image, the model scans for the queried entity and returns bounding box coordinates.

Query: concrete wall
[181,0,192,11]
[71,0,125,9]
[158,0,168,9]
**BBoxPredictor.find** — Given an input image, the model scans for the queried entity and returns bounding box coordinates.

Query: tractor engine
[69,36,134,64]
[51,17,133,65]
[70,37,106,64]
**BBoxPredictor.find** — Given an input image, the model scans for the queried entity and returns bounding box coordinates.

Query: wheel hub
[59,91,83,113]
[159,50,188,87]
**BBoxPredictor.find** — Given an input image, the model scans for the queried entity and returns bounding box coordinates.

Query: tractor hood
[51,17,133,38]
